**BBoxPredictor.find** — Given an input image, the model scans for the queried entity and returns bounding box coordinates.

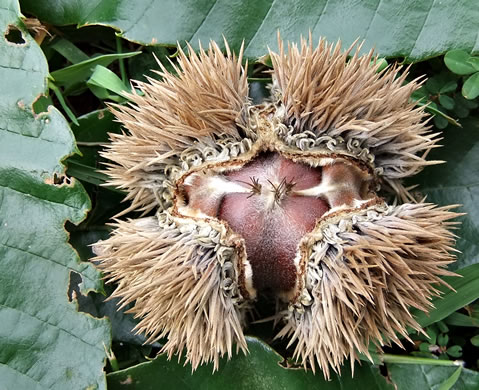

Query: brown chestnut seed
[181,151,374,298]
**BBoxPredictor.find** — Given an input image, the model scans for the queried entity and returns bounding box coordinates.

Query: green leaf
[439,95,455,110]
[462,72,479,100]
[437,321,449,334]
[444,50,477,75]
[0,1,111,388]
[372,58,388,72]
[434,114,449,130]
[438,333,449,347]
[438,367,462,390]
[49,37,89,64]
[426,77,442,94]
[67,159,112,187]
[50,51,141,93]
[411,265,479,329]
[87,65,131,97]
[446,346,462,358]
[48,80,79,126]
[419,342,433,353]
[66,109,123,190]
[444,312,479,328]
[388,365,479,390]
[73,108,122,143]
[411,97,460,127]
[470,335,479,347]
[413,117,479,270]
[107,337,393,390]
[21,0,479,61]
[456,94,479,110]
[427,327,438,345]
[467,57,479,72]
[440,80,458,94]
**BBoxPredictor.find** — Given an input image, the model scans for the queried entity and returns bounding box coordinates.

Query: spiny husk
[270,35,438,200]
[102,40,250,215]
[277,202,459,379]
[97,36,460,377]
[94,214,249,370]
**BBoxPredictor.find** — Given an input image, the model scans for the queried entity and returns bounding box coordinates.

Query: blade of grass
[363,353,464,367]
[438,367,462,390]
[48,81,79,126]
[87,65,130,97]
[444,312,479,327]
[412,264,479,329]
[49,38,89,64]
[67,159,123,193]
[116,36,127,84]
[412,97,461,127]
[50,51,141,93]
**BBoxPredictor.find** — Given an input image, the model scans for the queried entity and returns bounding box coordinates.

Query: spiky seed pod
[94,36,460,378]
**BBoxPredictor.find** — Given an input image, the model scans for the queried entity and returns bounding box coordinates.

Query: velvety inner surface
[183,152,332,294]
[182,152,373,295]
[219,153,329,293]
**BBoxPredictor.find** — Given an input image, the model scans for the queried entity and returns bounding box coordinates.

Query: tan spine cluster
[94,36,459,378]
[96,215,249,370]
[279,203,457,377]
[102,41,250,215]
[270,36,439,200]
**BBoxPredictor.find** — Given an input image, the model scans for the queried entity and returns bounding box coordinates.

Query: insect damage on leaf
[93,36,460,379]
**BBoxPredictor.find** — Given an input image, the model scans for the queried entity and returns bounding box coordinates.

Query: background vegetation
[1,0,479,389]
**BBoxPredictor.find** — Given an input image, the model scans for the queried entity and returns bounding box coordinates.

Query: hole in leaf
[5,25,26,44]
[67,271,100,316]
[32,94,52,115]
[67,270,82,302]
[45,173,72,186]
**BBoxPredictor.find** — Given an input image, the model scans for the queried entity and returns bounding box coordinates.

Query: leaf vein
[244,0,276,53]
[0,242,97,285]
[0,302,104,351]
[407,0,436,59]
[189,0,219,43]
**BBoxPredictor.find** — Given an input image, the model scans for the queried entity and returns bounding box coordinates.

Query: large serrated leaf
[107,337,393,390]
[0,1,110,389]
[20,0,479,61]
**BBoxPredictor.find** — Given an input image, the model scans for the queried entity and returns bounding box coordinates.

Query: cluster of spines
[270,35,440,200]
[277,203,459,378]
[94,215,248,370]
[101,40,250,215]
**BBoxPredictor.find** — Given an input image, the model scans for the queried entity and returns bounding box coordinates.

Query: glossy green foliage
[107,337,393,390]
[21,0,479,61]
[445,50,479,100]
[0,1,110,388]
